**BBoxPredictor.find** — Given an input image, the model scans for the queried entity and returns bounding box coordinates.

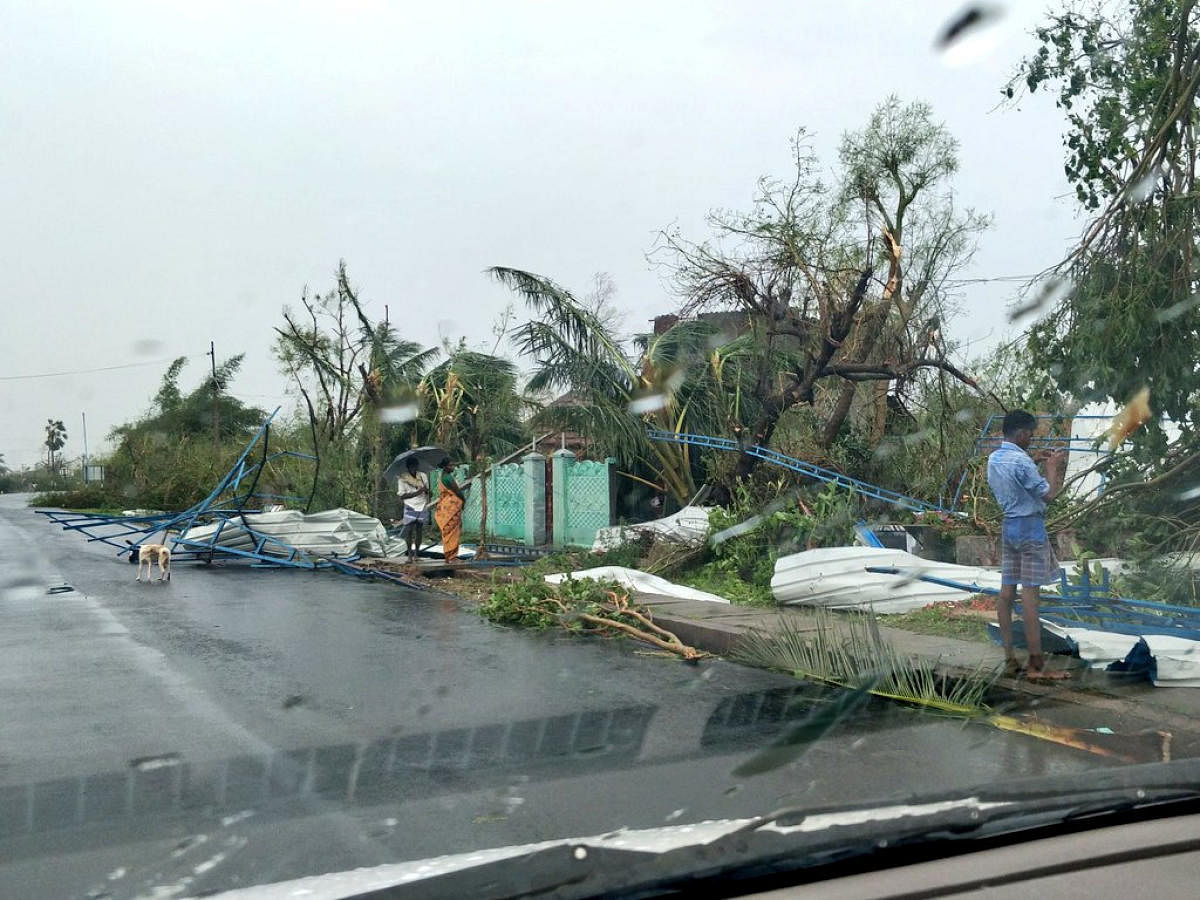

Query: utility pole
[81,412,89,482]
[208,341,219,451]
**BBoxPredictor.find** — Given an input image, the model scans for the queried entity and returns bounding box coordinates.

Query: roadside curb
[646,603,1200,752]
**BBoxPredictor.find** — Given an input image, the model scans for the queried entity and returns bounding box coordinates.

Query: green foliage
[420,346,527,467]
[1012,1,1200,441]
[28,483,118,512]
[480,570,561,628]
[78,355,272,511]
[526,541,648,578]
[273,261,442,517]
[480,571,643,633]
[494,266,755,505]
[497,96,988,501]
[676,568,775,606]
[1112,557,1200,607]
[661,482,858,607]
[119,355,266,442]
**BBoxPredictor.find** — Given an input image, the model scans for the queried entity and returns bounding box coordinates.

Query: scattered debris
[545,566,729,605]
[592,506,712,552]
[771,548,1001,613]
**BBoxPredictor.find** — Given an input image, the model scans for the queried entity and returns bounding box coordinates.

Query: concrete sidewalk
[637,594,1200,752]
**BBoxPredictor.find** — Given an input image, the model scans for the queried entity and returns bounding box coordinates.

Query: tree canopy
[1011,0,1200,447]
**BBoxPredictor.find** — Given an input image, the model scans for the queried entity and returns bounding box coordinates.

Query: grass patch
[675,565,776,606]
[879,601,992,643]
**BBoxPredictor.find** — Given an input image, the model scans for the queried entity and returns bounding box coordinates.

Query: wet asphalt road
[0,494,1108,898]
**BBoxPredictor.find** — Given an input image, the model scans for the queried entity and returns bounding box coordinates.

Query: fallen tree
[480,572,708,661]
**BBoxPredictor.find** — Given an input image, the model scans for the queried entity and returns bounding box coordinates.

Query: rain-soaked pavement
[0,494,1111,898]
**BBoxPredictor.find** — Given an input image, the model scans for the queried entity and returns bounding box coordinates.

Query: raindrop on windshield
[936,4,1006,67]
[628,393,668,414]
[873,441,899,460]
[711,514,764,545]
[1008,276,1073,323]
[707,329,736,349]
[1129,165,1163,203]
[1154,293,1200,323]
[380,403,419,424]
[901,429,934,447]
[131,338,165,356]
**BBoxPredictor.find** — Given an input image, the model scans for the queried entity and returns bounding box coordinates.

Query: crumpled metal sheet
[592,506,713,552]
[771,547,1003,614]
[181,508,392,559]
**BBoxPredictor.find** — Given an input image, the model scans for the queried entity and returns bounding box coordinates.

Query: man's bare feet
[1025,654,1071,681]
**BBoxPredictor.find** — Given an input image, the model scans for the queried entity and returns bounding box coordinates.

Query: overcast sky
[0,0,1080,469]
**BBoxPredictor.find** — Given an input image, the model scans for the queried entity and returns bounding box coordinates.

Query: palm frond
[491,267,638,381]
[734,607,999,716]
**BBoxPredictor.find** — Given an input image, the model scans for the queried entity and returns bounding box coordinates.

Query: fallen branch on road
[481,572,709,661]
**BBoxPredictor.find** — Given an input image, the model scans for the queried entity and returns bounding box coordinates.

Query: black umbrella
[383,446,448,481]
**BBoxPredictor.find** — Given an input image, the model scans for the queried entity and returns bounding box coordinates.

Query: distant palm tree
[44,419,67,474]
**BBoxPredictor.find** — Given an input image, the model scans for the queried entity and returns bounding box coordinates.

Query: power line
[0,356,196,382]
[944,274,1042,286]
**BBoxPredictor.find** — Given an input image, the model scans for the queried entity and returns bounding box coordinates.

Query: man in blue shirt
[986,409,1068,681]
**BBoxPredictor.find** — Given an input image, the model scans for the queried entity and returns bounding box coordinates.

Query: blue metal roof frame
[37,408,427,590]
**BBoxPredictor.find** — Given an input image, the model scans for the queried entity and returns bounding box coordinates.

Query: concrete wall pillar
[523,452,547,546]
[551,449,575,548]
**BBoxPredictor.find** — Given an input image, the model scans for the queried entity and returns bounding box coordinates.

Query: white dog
[128,541,171,583]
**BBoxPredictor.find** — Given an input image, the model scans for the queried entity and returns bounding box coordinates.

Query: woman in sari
[433,456,468,562]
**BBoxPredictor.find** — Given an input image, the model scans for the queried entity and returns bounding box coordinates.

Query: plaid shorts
[401,505,430,525]
[1000,516,1060,586]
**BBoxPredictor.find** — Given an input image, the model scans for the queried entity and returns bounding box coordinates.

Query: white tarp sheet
[544,565,730,604]
[771,547,1003,614]
[181,508,393,558]
[592,506,713,552]
[1042,622,1200,687]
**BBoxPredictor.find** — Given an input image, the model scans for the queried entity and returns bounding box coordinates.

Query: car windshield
[3,1,1200,897]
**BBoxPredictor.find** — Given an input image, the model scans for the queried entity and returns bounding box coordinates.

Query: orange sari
[435,489,464,561]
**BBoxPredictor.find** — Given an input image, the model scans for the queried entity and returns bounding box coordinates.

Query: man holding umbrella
[396,456,431,562]
[386,446,447,561]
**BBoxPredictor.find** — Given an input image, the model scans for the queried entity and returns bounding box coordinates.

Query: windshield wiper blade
[332,761,1200,900]
[593,785,1200,899]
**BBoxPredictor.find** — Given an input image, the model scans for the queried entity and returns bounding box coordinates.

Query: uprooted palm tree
[490,266,761,505]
